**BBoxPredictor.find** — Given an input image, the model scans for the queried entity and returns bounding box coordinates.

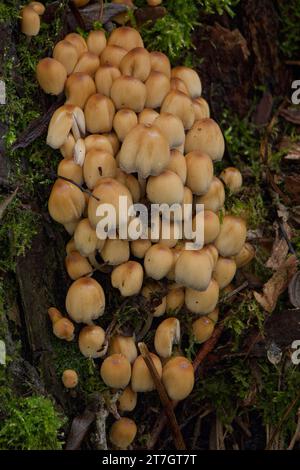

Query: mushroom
[57,159,83,185]
[84,134,114,154]
[65,251,93,280]
[60,133,76,159]
[192,97,210,120]
[154,317,180,358]
[144,244,174,280]
[171,66,202,98]
[62,369,78,389]
[73,138,86,167]
[147,171,184,205]
[66,277,106,323]
[101,238,130,266]
[65,73,96,108]
[203,244,219,269]
[115,170,141,203]
[141,282,167,317]
[79,325,106,358]
[138,108,160,126]
[161,90,195,130]
[66,238,77,255]
[72,0,91,7]
[159,219,181,249]
[103,132,120,156]
[84,94,115,134]
[166,286,185,312]
[165,149,187,185]
[185,279,219,314]
[53,40,79,75]
[175,249,213,291]
[170,77,189,95]
[185,118,225,161]
[87,30,107,56]
[29,1,45,15]
[63,219,80,236]
[100,353,131,389]
[109,418,137,449]
[48,307,75,342]
[149,51,171,78]
[166,244,185,281]
[112,0,134,25]
[185,151,214,195]
[100,45,127,67]
[74,218,101,256]
[192,316,215,343]
[162,356,194,401]
[111,76,147,113]
[131,239,152,259]
[119,123,170,178]
[111,261,144,296]
[113,109,138,142]
[120,47,151,82]
[153,113,185,150]
[213,257,237,289]
[208,307,219,323]
[214,215,247,257]
[118,386,137,412]
[83,149,117,189]
[145,71,171,108]
[108,336,138,364]
[131,354,162,392]
[195,177,225,212]
[220,167,243,193]
[107,26,144,51]
[193,210,220,245]
[73,51,100,75]
[20,5,41,37]
[36,58,67,95]
[47,104,85,149]
[48,179,85,224]
[65,33,88,57]
[233,243,255,268]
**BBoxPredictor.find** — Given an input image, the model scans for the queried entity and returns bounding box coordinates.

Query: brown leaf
[284,175,300,202]
[254,255,298,313]
[279,108,300,125]
[266,222,292,270]
[252,91,273,126]
[65,409,95,450]
[289,272,300,308]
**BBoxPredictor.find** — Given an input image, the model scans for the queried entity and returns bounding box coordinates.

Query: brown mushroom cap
[120,47,151,82]
[101,238,130,266]
[185,151,214,195]
[153,113,185,149]
[161,90,195,130]
[62,369,78,389]
[147,170,184,205]
[84,93,115,134]
[113,109,138,142]
[87,29,107,56]
[65,251,93,280]
[214,215,247,257]
[60,133,76,159]
[111,261,144,296]
[84,134,114,154]
[118,386,137,412]
[103,132,120,156]
[154,317,180,358]
[48,307,75,342]
[111,76,147,113]
[194,210,220,245]
[220,167,243,193]
[138,108,160,126]
[73,51,100,76]
[53,40,79,75]
[65,33,88,57]
[115,169,141,204]
[130,239,152,259]
[21,5,40,37]
[171,66,202,98]
[74,218,99,256]
[36,58,67,95]
[57,159,83,186]
[144,244,174,280]
[29,1,46,15]
[48,179,85,225]
[94,65,121,99]
[65,73,96,108]
[165,149,187,185]
[100,45,127,67]
[149,51,171,78]
[185,279,219,314]
[192,316,215,343]
[195,177,225,213]
[213,257,237,289]
[47,104,85,149]
[233,243,255,268]
[193,97,210,120]
[79,325,106,358]
[109,417,137,449]
[100,353,131,389]
[145,71,171,108]
[170,77,189,95]
[83,149,117,189]
[66,277,106,323]
[162,356,194,401]
[185,118,225,161]
[108,26,144,51]
[131,353,162,392]
[175,249,213,291]
[108,335,138,364]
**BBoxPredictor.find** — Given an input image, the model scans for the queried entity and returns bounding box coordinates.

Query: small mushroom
[113,109,138,142]
[195,177,225,213]
[131,239,152,259]
[175,249,213,291]
[111,76,147,113]
[57,158,83,186]
[65,33,88,57]
[162,356,194,401]
[74,218,101,256]
[147,170,184,205]
[47,104,85,149]
[103,132,120,156]
[36,58,67,95]
[171,66,202,98]
[111,261,144,296]
[161,90,195,130]
[84,134,114,154]
[62,369,78,389]
[192,316,215,343]
[185,279,219,315]
[138,108,160,126]
[86,29,106,55]
[83,149,117,189]
[108,336,138,364]
[153,113,185,150]
[170,77,189,95]
[60,133,76,159]
[48,179,85,224]
[145,71,171,108]
[115,170,141,204]
[233,243,255,268]
[118,386,137,412]
[185,151,214,195]
[220,167,243,193]
[65,251,93,280]
[213,257,237,289]
[120,47,151,82]
[79,325,106,358]
[192,97,210,120]
[66,277,106,323]
[100,45,127,67]
[154,317,180,358]
[214,215,247,257]
[193,210,220,245]
[131,354,162,392]
[53,40,79,75]
[100,353,131,389]
[144,244,174,280]
[20,5,41,37]
[165,149,187,185]
[73,51,100,76]
[101,238,130,266]
[65,73,96,108]
[29,1,46,15]
[185,118,225,161]
[149,51,171,78]
[108,26,144,51]
[109,418,137,449]
[84,93,115,134]
[48,307,75,342]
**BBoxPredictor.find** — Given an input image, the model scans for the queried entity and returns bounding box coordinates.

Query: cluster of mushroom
[39,26,255,449]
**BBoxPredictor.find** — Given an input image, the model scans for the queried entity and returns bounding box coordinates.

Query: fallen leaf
[284,175,300,202]
[254,255,298,313]
[252,91,273,126]
[65,409,95,450]
[266,222,292,270]
[279,108,300,125]
[289,272,300,308]
[0,188,18,220]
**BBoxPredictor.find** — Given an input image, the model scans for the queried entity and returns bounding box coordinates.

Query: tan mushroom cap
[185,118,225,161]
[138,108,160,126]
[171,66,202,98]
[161,90,195,130]
[109,418,137,449]
[213,257,237,289]
[87,30,107,56]
[108,336,138,364]
[65,33,88,57]
[185,151,214,195]
[65,251,93,280]
[144,243,174,280]
[162,356,194,401]
[84,134,114,154]
[48,179,85,224]
[193,97,210,120]
[53,40,79,75]
[108,26,144,51]
[83,149,117,189]
[145,71,171,108]
[111,261,144,297]
[149,51,171,78]
[131,353,162,392]
[60,133,76,159]
[131,239,152,259]
[118,386,137,412]
[170,77,189,95]
[220,167,243,193]
[100,238,130,266]
[165,149,187,185]
[73,51,100,76]
[208,307,219,323]
[175,249,213,291]
[74,218,99,256]
[141,282,167,317]
[166,244,185,281]
[95,65,121,98]
[147,170,184,205]
[65,73,96,108]
[57,159,83,186]
[214,215,247,257]
[111,76,147,113]
[195,177,225,213]
[154,317,180,358]
[66,238,77,255]
[21,5,40,37]
[100,353,131,389]
[113,109,138,142]
[192,316,215,343]
[120,47,151,82]
[48,307,75,342]
[29,1,46,15]
[153,113,185,149]
[193,210,220,245]
[62,369,78,389]
[79,325,106,358]
[159,219,181,249]
[66,277,105,323]
[166,286,185,312]
[64,219,81,236]
[47,104,85,149]
[84,93,115,134]
[115,169,141,203]
[36,58,67,95]
[233,243,255,268]
[100,45,127,67]
[103,132,120,156]
[185,279,219,315]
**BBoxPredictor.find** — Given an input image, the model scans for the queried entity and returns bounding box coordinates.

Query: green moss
[225,192,267,229]
[278,0,300,59]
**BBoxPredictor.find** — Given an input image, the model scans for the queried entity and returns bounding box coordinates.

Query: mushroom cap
[208,307,219,323]
[74,218,99,256]
[79,325,106,358]
[109,417,137,449]
[193,210,220,245]
[141,282,167,317]
[170,77,189,95]
[102,132,120,156]
[202,244,219,268]
[115,170,141,204]
[147,170,184,205]
[120,47,151,82]
[233,243,255,268]
[149,51,171,78]
[165,149,187,185]
[185,279,219,314]
[118,386,137,412]
[47,104,79,149]
[66,238,77,254]
[119,123,170,178]
[195,177,225,213]
[36,58,67,95]
[138,108,160,126]
[111,261,144,296]
[213,257,237,289]
[162,356,194,401]
[171,66,202,99]
[108,26,144,51]
[29,1,46,15]
[57,159,83,186]
[87,29,107,56]
[193,97,210,120]
[111,76,147,113]
[101,238,130,266]
[145,71,171,108]
[21,6,40,37]
[153,113,185,149]
[185,118,225,161]
[100,45,127,67]
[220,167,243,193]
[159,219,181,249]
[166,244,185,281]
[161,90,195,130]
[192,316,215,343]
[84,93,115,134]
[65,33,88,57]
[131,353,162,392]
[84,134,114,154]
[63,219,80,236]
[62,369,78,389]
[144,244,174,280]
[65,251,93,280]
[73,51,100,76]
[185,151,214,195]
[113,109,138,142]
[48,307,75,342]
[53,40,79,75]
[48,179,85,224]
[66,277,105,323]
[166,286,185,312]
[65,72,96,108]
[154,317,180,358]
[175,249,213,291]
[83,149,117,189]
[100,353,131,389]
[60,133,76,159]
[214,215,247,257]
[108,336,138,364]
[95,65,121,99]
[130,239,152,259]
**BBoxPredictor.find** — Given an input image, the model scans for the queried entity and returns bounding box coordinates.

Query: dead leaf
[279,108,300,125]
[289,272,300,308]
[284,175,300,203]
[252,91,273,126]
[266,222,292,270]
[0,188,18,220]
[254,255,298,313]
[65,409,95,450]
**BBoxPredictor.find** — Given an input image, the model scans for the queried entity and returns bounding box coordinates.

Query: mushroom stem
[137,342,186,450]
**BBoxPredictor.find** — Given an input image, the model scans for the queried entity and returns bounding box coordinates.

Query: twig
[287,408,300,450]
[138,342,186,450]
[278,220,297,256]
[57,175,100,201]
